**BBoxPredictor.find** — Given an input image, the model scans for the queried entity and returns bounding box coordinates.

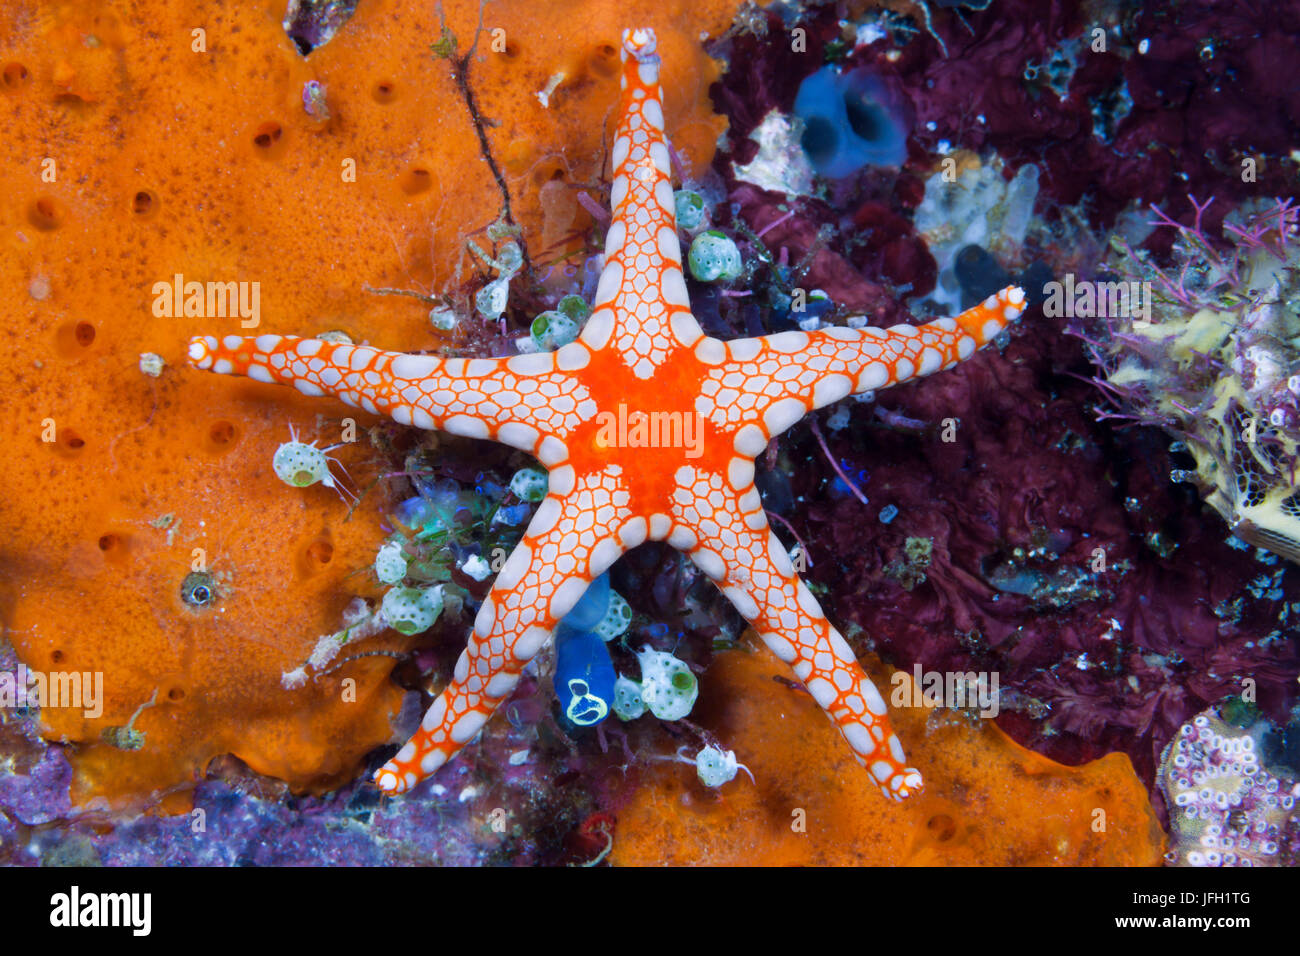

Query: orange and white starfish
[189,28,1026,800]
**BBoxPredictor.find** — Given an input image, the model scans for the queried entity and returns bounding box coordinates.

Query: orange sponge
[612,640,1167,865]
[0,0,753,808]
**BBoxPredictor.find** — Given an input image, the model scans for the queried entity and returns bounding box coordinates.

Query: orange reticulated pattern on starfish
[190,28,1028,800]
[1,0,754,808]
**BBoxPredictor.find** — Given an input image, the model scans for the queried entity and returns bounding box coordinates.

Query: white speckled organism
[271,424,355,503]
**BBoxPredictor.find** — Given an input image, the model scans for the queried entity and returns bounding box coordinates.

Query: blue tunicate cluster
[794,66,909,178]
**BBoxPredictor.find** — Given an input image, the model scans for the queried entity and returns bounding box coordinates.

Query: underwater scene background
[1,0,1297,866]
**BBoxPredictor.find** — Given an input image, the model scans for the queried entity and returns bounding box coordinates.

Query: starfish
[188,28,1026,800]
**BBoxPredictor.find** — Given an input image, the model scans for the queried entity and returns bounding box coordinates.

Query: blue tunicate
[879,504,899,524]
[491,503,532,527]
[771,287,834,328]
[794,66,909,178]
[561,572,611,632]
[474,473,505,499]
[830,464,870,499]
[418,477,464,510]
[397,496,445,533]
[953,244,1012,305]
[554,626,616,727]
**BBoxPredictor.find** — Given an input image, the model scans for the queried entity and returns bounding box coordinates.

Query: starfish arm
[694,286,1027,444]
[668,464,922,800]
[374,465,636,793]
[187,334,598,458]
[582,28,705,380]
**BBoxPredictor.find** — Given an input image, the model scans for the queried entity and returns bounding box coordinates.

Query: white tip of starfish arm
[373,766,408,794]
[187,336,215,368]
[1000,285,1027,319]
[888,767,924,801]
[622,27,658,59]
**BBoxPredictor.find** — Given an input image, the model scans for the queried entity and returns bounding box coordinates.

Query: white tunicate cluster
[1160,708,1297,867]
[374,540,408,584]
[912,160,1039,316]
[611,675,646,721]
[381,585,444,635]
[510,467,549,503]
[594,591,632,641]
[273,440,332,489]
[695,746,742,788]
[689,231,743,283]
[635,646,699,720]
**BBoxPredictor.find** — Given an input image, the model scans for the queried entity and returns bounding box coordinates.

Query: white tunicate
[495,241,523,275]
[461,554,492,582]
[530,310,580,350]
[674,190,707,231]
[273,441,332,489]
[695,746,742,788]
[594,591,632,641]
[374,540,408,584]
[476,275,511,320]
[636,646,699,720]
[510,467,549,503]
[429,307,458,331]
[381,585,444,635]
[139,352,165,377]
[689,231,743,283]
[911,160,1040,317]
[612,675,646,721]
[732,110,817,197]
[999,163,1040,246]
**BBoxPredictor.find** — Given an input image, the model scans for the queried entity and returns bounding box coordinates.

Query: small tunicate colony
[1159,706,1298,866]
